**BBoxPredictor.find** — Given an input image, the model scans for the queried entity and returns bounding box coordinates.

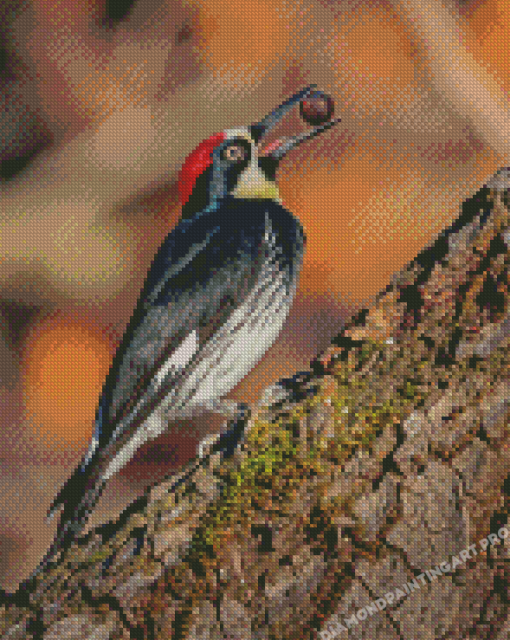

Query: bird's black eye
[222,144,246,163]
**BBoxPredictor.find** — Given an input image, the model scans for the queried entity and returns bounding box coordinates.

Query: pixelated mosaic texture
[1,0,510,637]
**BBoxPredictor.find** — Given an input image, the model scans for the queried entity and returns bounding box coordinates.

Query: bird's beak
[249,85,341,163]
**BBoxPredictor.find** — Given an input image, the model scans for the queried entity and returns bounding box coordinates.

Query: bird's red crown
[177,132,226,207]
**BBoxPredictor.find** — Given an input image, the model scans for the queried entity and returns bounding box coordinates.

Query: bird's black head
[179,128,280,219]
[178,86,339,220]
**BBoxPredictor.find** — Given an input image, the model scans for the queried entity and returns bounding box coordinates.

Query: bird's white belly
[170,260,292,412]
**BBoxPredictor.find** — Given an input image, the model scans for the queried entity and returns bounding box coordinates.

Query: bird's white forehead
[224,127,253,144]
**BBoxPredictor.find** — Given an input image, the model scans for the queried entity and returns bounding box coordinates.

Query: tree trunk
[1,174,510,639]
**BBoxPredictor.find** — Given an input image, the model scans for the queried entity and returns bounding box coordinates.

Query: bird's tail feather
[33,464,107,579]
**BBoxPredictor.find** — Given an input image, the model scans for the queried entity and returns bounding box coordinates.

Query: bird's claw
[197,402,250,460]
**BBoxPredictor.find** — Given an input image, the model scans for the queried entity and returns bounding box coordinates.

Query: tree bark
[1,173,510,639]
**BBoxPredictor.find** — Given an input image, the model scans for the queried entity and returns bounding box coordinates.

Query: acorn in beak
[249,85,340,170]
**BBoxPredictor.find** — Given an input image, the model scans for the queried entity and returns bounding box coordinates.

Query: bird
[29,85,340,582]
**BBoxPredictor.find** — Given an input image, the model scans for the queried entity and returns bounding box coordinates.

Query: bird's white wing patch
[153,329,199,390]
[100,326,200,483]
[81,435,100,470]
[169,214,296,410]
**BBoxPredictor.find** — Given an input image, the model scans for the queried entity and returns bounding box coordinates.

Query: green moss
[179,347,412,590]
[83,546,115,566]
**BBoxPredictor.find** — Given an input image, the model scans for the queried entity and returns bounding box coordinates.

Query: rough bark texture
[2,177,510,638]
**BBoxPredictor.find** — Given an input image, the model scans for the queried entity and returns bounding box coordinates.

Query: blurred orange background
[0,0,509,589]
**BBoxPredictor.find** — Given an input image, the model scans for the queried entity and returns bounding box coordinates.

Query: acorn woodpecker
[34,86,339,576]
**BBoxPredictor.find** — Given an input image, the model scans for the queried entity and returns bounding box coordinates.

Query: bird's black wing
[100,205,266,442]
[98,198,303,446]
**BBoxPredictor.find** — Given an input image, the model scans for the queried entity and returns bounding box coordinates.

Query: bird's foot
[197,402,250,459]
[259,370,318,409]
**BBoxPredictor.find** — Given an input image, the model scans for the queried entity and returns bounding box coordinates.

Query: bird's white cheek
[231,165,281,202]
